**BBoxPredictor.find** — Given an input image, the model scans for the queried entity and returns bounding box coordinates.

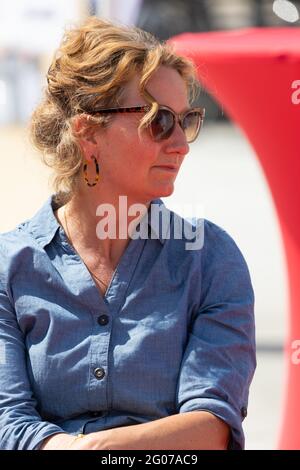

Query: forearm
[39,411,230,450]
[39,433,76,450]
[104,411,230,450]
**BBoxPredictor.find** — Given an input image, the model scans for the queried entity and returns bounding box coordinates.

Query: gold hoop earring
[83,155,100,187]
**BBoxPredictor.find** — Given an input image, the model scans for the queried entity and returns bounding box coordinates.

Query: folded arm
[41,411,229,450]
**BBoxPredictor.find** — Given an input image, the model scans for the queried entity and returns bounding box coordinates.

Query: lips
[153,165,179,171]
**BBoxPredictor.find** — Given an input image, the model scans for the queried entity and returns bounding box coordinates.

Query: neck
[62,189,151,265]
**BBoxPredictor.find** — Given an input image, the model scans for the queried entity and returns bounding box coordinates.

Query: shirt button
[97,315,109,326]
[241,406,247,418]
[94,367,105,380]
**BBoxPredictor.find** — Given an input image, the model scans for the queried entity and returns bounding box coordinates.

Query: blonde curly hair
[29,16,199,202]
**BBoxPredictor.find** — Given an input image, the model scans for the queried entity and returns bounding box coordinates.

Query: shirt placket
[61,231,147,413]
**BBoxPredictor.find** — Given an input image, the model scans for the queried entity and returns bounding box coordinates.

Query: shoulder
[0,195,59,288]
[167,210,253,293]
[0,221,34,256]
[201,218,250,273]
[0,222,37,288]
[168,207,248,267]
[199,218,254,308]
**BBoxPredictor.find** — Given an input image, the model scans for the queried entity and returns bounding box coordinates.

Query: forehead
[122,66,189,109]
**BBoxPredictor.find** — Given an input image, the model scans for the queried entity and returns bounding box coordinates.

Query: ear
[72,114,100,163]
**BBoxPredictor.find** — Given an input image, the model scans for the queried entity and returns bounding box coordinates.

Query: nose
[165,123,190,156]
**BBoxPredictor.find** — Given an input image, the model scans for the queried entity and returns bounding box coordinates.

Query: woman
[0,16,255,450]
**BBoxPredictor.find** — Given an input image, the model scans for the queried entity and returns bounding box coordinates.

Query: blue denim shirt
[0,195,256,450]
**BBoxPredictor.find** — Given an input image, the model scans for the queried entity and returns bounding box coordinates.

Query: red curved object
[170,28,300,449]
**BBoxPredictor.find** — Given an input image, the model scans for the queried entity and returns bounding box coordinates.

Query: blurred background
[1,0,299,449]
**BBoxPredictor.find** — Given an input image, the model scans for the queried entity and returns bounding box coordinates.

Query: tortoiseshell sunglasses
[87,103,205,143]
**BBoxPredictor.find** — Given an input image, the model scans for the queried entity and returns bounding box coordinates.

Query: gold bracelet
[69,433,84,448]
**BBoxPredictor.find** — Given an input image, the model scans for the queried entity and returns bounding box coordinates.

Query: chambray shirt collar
[27,195,169,249]
[143,197,169,245]
[26,195,60,249]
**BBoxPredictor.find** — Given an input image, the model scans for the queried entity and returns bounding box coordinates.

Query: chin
[153,183,175,199]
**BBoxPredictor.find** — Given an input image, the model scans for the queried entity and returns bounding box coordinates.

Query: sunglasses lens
[150,109,175,141]
[182,111,202,143]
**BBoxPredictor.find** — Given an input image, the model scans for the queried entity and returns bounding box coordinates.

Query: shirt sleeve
[0,267,65,449]
[176,222,256,450]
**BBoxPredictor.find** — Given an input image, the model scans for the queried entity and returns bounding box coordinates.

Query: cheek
[105,125,159,173]
[126,139,158,169]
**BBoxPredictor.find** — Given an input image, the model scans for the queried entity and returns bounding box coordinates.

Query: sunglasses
[87,103,205,143]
